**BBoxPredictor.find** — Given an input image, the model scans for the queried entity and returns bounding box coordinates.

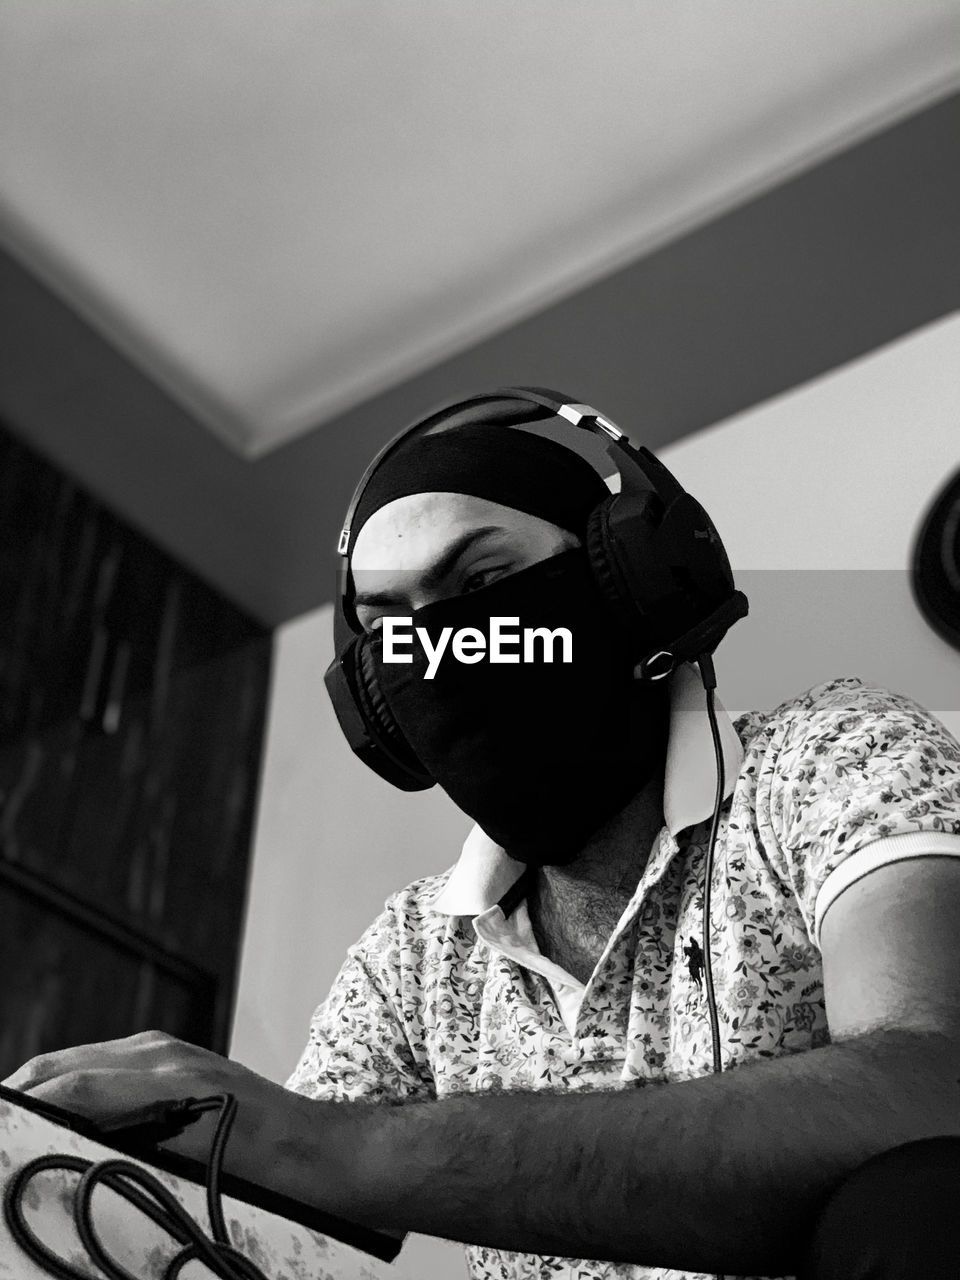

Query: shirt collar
[431,662,744,917]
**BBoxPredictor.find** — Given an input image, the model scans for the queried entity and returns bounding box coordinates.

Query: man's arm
[321,856,960,1274]
[348,1033,953,1274]
[8,857,960,1275]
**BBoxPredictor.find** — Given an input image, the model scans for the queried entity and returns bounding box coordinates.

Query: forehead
[351,492,545,573]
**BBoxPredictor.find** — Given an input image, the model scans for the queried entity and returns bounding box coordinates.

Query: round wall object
[912,467,960,652]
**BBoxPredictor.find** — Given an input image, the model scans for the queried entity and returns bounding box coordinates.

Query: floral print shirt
[287,678,960,1280]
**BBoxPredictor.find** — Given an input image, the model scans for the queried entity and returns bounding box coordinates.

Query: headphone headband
[337,386,642,556]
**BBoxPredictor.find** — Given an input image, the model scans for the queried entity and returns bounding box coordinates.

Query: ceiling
[0,4,958,626]
[1,1,957,458]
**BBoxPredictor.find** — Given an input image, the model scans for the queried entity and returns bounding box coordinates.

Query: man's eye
[357,611,390,633]
[461,566,509,594]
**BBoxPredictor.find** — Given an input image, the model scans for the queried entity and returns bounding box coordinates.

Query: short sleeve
[285,903,435,1103]
[760,679,960,944]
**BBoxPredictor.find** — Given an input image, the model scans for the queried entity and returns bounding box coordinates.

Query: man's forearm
[285,1030,959,1275]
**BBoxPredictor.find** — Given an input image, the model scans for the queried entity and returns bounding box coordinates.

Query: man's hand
[2,1031,361,1212]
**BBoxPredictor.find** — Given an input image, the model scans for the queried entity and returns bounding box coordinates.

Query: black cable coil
[3,1093,271,1280]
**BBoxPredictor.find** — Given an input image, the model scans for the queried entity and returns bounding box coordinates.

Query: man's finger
[30,1066,196,1118]
[3,1049,86,1092]
[30,1067,125,1114]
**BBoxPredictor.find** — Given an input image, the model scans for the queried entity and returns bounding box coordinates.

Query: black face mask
[358,549,669,865]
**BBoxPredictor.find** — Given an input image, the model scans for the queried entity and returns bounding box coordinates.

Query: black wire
[697,653,728,1280]
[701,692,725,1078]
[2,1093,269,1280]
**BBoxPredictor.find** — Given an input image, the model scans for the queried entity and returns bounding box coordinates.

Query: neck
[527,770,666,985]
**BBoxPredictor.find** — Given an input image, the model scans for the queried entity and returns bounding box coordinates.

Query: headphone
[324,385,749,792]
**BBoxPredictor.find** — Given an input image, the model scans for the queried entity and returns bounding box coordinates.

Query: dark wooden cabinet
[0,426,272,1076]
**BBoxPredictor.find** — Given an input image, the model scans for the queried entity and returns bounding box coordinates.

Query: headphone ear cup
[585,492,666,631]
[585,497,628,620]
[654,492,739,634]
[353,639,430,785]
[325,639,433,790]
[586,487,745,666]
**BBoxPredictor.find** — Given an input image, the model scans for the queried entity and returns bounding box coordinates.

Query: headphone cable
[697,653,725,1078]
[697,652,727,1280]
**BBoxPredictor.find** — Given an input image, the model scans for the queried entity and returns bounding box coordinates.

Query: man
[6,397,960,1279]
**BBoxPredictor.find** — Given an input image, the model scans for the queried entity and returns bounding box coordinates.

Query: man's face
[350,492,578,633]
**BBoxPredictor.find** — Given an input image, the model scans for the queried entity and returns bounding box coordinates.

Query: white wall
[659,310,960,733]
[231,312,960,1275]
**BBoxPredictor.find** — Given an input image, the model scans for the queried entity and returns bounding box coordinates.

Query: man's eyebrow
[353,525,507,609]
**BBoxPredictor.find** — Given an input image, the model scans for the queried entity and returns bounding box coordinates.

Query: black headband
[351,424,611,547]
